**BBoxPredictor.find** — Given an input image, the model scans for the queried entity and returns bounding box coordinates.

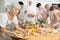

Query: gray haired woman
[0,2,26,40]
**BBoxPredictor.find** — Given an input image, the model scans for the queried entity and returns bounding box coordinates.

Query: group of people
[0,0,60,40]
[18,0,60,28]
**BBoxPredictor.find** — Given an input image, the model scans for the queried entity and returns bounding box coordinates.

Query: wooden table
[26,33,60,40]
[12,28,60,40]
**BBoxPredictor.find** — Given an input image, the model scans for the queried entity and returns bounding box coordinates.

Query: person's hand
[28,14,35,17]
[18,28,28,35]
[37,28,41,34]
[46,24,52,28]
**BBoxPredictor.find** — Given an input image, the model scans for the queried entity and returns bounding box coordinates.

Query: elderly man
[45,4,51,24]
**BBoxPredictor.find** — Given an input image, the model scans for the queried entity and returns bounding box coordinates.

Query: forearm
[37,13,42,20]
[0,27,8,33]
[0,27,14,34]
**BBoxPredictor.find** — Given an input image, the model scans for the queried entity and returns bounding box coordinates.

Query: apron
[6,19,20,40]
[5,20,15,40]
[0,20,15,40]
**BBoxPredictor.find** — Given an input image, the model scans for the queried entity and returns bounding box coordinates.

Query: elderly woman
[0,2,26,40]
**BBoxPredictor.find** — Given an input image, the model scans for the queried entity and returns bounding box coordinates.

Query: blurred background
[0,0,60,12]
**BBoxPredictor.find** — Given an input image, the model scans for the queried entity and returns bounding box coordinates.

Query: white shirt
[0,13,18,28]
[37,9,44,19]
[19,7,25,20]
[23,5,37,24]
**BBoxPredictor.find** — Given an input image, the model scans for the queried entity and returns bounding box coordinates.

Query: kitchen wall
[4,0,60,6]
[0,0,60,12]
[5,0,29,6]
[0,0,5,12]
